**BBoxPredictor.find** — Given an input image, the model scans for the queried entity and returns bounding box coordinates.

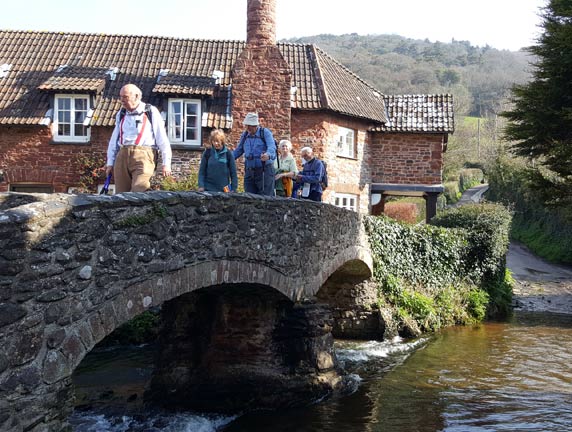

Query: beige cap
[243,112,259,126]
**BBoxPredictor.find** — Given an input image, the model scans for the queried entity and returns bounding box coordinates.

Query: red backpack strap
[134,113,148,145]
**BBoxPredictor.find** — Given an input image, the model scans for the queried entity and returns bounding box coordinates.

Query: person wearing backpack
[105,84,172,192]
[198,129,238,192]
[293,147,326,202]
[232,112,276,196]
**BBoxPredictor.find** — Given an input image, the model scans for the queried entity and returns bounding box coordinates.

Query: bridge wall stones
[0,191,373,431]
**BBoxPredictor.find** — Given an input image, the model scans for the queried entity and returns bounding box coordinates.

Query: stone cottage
[0,0,454,218]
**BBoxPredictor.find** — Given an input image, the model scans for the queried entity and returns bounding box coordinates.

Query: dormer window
[53,94,91,143]
[167,98,201,147]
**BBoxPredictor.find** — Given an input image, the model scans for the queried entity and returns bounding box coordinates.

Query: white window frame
[333,193,358,212]
[53,94,91,143]
[336,126,355,158]
[168,98,201,146]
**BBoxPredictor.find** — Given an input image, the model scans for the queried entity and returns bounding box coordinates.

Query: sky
[0,0,546,51]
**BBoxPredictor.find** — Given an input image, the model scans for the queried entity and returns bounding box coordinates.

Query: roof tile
[375,94,455,133]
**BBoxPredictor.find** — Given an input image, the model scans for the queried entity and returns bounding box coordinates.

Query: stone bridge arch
[0,191,372,431]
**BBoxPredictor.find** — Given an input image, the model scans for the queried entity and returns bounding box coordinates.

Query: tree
[502,0,572,206]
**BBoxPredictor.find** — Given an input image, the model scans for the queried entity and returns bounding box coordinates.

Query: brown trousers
[114,146,156,193]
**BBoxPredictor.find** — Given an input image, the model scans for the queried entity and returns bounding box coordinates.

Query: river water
[70,311,572,431]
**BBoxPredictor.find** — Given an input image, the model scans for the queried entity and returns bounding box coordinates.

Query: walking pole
[100,172,112,195]
[261,160,265,194]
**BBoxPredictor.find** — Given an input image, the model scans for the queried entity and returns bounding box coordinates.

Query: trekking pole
[100,172,112,195]
[261,160,265,194]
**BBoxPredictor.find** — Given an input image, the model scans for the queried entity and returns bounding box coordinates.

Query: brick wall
[0,126,109,193]
[0,125,203,192]
[370,133,445,185]
[291,111,373,213]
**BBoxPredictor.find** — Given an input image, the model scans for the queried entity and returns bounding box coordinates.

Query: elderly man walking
[105,84,172,192]
[233,112,276,196]
[293,147,325,202]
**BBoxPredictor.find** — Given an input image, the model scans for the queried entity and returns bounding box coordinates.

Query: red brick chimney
[231,0,291,144]
[247,0,276,46]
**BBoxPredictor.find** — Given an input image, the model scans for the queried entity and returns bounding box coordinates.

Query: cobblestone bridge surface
[0,191,373,431]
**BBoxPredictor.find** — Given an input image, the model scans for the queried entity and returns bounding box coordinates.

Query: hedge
[364,202,513,333]
[431,202,513,317]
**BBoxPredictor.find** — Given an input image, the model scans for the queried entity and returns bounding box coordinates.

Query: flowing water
[70,311,572,431]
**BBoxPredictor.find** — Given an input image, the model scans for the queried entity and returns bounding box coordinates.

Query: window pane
[174,113,182,140]
[169,101,182,141]
[74,98,87,111]
[74,124,87,137]
[185,102,198,115]
[186,128,196,141]
[186,114,197,128]
[58,111,70,123]
[58,98,71,110]
[74,111,85,124]
[58,123,70,136]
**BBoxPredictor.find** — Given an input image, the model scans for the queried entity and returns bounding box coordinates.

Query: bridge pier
[146,284,351,412]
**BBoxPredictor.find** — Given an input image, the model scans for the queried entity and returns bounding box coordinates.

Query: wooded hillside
[284,34,533,117]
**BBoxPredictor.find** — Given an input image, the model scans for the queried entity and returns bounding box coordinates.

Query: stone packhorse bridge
[0,191,374,431]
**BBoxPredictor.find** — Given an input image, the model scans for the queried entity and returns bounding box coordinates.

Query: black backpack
[116,103,155,143]
[321,161,328,190]
[118,103,153,127]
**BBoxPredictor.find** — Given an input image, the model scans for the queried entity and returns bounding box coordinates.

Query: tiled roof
[312,46,388,124]
[0,30,448,131]
[152,75,216,96]
[38,66,108,92]
[375,94,455,133]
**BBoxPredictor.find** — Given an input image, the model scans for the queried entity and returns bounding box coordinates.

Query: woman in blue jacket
[198,129,238,192]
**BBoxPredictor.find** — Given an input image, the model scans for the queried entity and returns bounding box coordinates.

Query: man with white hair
[293,147,325,202]
[233,112,276,196]
[105,83,171,192]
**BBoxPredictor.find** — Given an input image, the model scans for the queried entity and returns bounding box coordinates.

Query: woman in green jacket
[274,140,298,197]
[198,129,238,192]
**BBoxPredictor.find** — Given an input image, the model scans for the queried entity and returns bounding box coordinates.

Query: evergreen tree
[502,0,572,206]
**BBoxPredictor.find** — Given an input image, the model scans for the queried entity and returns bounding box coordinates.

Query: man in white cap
[233,112,277,196]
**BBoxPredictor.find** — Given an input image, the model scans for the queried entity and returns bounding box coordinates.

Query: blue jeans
[244,164,275,196]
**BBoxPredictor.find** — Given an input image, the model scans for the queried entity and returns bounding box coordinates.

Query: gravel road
[458,184,572,315]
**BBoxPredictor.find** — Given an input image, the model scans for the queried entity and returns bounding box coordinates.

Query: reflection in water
[71,312,572,431]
